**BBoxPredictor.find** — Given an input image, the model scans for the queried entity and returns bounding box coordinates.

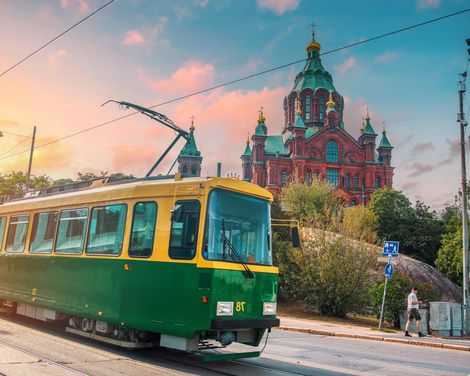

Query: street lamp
[0,126,37,193]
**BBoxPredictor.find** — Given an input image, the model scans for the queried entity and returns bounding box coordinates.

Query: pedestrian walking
[405,287,426,337]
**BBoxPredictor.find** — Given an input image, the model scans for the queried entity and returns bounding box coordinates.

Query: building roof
[294,114,307,129]
[180,127,201,157]
[264,135,290,156]
[242,141,252,156]
[305,126,321,139]
[378,129,393,148]
[291,49,336,94]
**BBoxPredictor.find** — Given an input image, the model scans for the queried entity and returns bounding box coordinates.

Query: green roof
[242,142,252,156]
[255,122,267,136]
[294,114,307,129]
[378,130,393,148]
[291,51,336,94]
[180,130,201,157]
[264,136,290,156]
[305,126,321,139]
[362,118,377,136]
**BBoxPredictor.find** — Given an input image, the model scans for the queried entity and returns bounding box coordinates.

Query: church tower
[177,118,202,176]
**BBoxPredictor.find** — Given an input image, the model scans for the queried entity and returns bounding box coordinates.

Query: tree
[405,201,443,264]
[369,188,414,243]
[280,180,343,228]
[0,171,52,196]
[435,231,463,286]
[342,206,378,243]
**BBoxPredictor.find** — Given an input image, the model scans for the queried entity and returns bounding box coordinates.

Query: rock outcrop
[300,227,462,303]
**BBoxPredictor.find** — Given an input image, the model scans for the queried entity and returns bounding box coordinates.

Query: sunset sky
[0,0,469,210]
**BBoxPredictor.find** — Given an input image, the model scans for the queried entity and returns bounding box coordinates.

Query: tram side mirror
[291,227,301,248]
[171,204,183,222]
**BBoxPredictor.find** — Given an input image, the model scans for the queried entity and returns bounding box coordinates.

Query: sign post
[378,241,399,329]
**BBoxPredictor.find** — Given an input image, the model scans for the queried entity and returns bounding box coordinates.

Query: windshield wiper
[221,219,254,279]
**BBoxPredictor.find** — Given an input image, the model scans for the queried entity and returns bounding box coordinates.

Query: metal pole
[378,255,391,329]
[458,73,469,335]
[25,126,36,193]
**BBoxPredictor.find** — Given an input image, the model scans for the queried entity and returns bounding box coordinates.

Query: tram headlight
[216,301,234,316]
[263,302,277,315]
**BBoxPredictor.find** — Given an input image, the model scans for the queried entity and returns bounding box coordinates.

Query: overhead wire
[0,136,30,158]
[0,8,469,162]
[0,0,116,78]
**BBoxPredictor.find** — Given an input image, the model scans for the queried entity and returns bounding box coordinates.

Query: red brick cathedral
[241,30,394,205]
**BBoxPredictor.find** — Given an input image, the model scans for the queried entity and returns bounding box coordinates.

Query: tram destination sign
[382,241,399,257]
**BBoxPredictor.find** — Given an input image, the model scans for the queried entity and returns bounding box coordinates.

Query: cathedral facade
[241,31,394,205]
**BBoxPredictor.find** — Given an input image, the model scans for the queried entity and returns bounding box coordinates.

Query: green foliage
[342,206,378,243]
[272,233,306,301]
[0,171,53,196]
[369,188,414,243]
[369,189,444,265]
[369,274,438,327]
[308,233,378,317]
[435,229,463,286]
[280,180,343,228]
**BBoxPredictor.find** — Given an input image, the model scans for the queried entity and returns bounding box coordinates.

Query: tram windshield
[203,189,272,266]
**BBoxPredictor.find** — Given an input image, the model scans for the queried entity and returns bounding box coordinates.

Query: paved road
[0,314,468,376]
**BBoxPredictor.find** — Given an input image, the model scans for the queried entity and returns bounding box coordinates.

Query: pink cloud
[59,0,90,13]
[375,52,397,63]
[122,30,145,46]
[238,58,262,75]
[412,142,435,153]
[418,0,440,10]
[150,60,216,96]
[257,0,300,14]
[48,50,67,67]
[334,57,357,74]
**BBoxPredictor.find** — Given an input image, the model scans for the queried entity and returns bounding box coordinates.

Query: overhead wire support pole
[458,68,469,335]
[25,126,36,193]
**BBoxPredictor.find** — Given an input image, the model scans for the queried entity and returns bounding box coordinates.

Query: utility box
[450,303,463,337]
[430,302,451,336]
[399,309,429,335]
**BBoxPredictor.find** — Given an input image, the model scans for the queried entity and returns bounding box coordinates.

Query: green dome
[291,50,336,94]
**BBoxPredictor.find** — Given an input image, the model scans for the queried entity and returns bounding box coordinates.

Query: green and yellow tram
[0,176,279,360]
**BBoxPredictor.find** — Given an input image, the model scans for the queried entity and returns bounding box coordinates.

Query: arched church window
[326,141,338,163]
[326,169,338,187]
[351,200,356,206]
[346,175,351,190]
[305,95,311,120]
[375,177,381,189]
[354,175,359,189]
[191,165,197,175]
[281,170,287,186]
[319,96,325,121]
[182,165,188,174]
[305,171,311,185]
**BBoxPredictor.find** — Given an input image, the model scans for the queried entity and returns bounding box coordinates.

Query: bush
[308,232,378,317]
[369,274,438,327]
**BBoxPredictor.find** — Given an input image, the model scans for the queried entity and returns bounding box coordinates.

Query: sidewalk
[277,316,470,352]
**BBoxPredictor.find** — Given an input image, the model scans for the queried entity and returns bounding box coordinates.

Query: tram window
[5,215,29,253]
[129,202,157,258]
[30,212,58,254]
[87,204,127,255]
[56,208,88,254]
[169,200,200,260]
[0,216,7,251]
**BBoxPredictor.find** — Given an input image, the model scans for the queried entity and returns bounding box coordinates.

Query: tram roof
[0,176,273,214]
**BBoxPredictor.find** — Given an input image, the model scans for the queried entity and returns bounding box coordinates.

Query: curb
[277,326,470,352]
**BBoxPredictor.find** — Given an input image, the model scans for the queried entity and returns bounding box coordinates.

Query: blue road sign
[385,263,394,279]
[383,241,399,257]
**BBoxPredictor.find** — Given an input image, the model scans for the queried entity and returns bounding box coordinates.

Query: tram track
[0,337,88,376]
